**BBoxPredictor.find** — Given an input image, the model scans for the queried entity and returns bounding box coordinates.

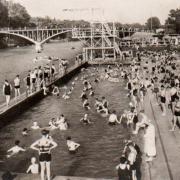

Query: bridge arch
[40,30,72,45]
[0,31,37,44]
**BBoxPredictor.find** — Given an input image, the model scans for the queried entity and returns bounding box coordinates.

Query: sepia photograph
[0,0,180,179]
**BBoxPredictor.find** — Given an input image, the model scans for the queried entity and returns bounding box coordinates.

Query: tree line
[0,0,180,34]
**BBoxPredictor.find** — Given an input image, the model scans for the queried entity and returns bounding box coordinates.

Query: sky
[13,0,180,24]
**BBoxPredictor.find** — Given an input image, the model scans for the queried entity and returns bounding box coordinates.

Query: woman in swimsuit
[30,129,57,180]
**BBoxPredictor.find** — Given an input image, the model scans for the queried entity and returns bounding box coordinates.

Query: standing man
[14,75,21,99]
[3,80,12,107]
[24,71,31,96]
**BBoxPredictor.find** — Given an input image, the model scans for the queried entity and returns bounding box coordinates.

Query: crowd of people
[2,49,180,180]
[2,58,69,107]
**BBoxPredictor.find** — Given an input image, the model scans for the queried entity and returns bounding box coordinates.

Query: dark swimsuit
[38,140,52,162]
[160,96,166,103]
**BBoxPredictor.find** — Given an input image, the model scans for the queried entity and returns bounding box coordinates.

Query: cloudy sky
[14,0,180,24]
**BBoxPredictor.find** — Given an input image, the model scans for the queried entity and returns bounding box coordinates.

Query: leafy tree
[146,17,161,31]
[0,1,8,27]
[165,8,180,34]
[8,2,31,28]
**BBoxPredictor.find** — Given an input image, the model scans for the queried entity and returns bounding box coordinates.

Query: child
[26,157,39,174]
[7,140,26,158]
[66,137,80,154]
[31,122,40,130]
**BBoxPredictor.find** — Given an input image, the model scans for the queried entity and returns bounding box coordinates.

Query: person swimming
[31,122,40,130]
[52,85,60,96]
[80,90,87,100]
[66,136,80,154]
[22,128,28,136]
[7,140,26,158]
[108,110,120,125]
[89,89,95,96]
[80,114,92,125]
[62,91,70,100]
[49,118,58,130]
[83,98,90,110]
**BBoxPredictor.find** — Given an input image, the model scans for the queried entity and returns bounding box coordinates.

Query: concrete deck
[0,172,115,180]
[0,62,88,128]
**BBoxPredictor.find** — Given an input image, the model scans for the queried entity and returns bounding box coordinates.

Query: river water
[0,41,83,104]
[0,42,131,178]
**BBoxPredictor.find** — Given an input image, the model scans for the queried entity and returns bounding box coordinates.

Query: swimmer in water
[57,115,69,130]
[22,128,28,136]
[31,122,40,130]
[26,157,39,174]
[66,136,80,154]
[80,114,92,125]
[49,118,58,130]
[80,90,87,100]
[62,91,70,100]
[52,85,60,96]
[108,110,120,125]
[89,89,95,96]
[83,98,90,110]
[7,140,26,158]
[67,89,72,95]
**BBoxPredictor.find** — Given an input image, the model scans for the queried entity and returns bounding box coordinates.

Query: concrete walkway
[0,171,115,180]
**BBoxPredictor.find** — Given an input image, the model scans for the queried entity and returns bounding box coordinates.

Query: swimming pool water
[0,66,130,178]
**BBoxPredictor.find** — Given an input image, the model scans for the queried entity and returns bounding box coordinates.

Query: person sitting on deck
[31,121,40,130]
[52,85,60,96]
[80,114,92,125]
[26,157,39,174]
[66,136,80,154]
[108,110,120,125]
[6,140,26,158]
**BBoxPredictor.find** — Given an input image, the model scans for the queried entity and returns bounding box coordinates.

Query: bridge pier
[35,43,43,53]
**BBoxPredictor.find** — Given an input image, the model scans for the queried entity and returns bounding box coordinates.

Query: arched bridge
[0,27,147,53]
[0,28,73,52]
